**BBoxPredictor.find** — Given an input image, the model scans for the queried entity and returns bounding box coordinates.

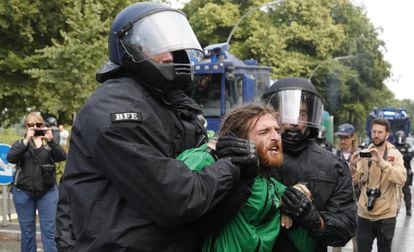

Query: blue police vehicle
[189,42,272,132]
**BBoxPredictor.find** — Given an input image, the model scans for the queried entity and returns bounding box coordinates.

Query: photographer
[7,111,66,252]
[350,118,406,252]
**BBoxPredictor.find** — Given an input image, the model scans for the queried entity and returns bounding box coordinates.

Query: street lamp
[308,55,355,80]
[226,0,285,45]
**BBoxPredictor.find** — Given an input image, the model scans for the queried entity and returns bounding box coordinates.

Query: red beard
[257,140,283,173]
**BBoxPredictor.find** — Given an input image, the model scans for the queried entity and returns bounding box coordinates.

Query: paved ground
[1,187,414,251]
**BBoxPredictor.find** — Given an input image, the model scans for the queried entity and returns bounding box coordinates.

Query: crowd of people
[5,2,413,252]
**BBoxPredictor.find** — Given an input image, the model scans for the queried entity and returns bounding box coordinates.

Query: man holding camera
[350,118,406,252]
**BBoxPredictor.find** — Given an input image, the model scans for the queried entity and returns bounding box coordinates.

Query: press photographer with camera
[350,118,406,252]
[7,111,66,252]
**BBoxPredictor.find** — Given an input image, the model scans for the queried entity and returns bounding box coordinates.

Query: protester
[262,77,356,251]
[55,2,258,251]
[178,103,317,251]
[334,123,360,252]
[350,118,406,252]
[7,111,66,252]
[394,130,413,216]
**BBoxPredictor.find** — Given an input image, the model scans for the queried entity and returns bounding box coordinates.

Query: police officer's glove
[281,187,322,232]
[215,135,259,180]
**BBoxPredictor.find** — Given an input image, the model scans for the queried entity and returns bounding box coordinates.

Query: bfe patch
[111,112,142,123]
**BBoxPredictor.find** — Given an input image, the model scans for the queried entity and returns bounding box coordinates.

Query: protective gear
[395,130,406,145]
[104,2,203,91]
[56,76,246,251]
[216,135,259,180]
[282,187,322,232]
[45,116,58,127]
[262,77,324,139]
[317,126,327,140]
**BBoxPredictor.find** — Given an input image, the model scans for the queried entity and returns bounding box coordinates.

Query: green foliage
[184,0,398,135]
[0,128,21,146]
[0,0,409,138]
[0,0,135,126]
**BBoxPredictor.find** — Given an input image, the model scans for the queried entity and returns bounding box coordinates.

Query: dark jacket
[7,139,66,197]
[56,73,248,251]
[273,139,356,251]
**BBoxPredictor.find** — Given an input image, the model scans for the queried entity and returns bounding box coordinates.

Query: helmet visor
[121,10,203,62]
[267,89,324,128]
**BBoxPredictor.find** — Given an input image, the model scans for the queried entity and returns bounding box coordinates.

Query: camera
[34,129,46,136]
[359,149,372,158]
[366,188,381,211]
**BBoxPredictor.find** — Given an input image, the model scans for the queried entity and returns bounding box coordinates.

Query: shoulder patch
[111,112,142,123]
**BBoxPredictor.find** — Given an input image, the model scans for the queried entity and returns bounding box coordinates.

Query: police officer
[262,77,356,251]
[315,126,334,152]
[394,130,413,216]
[55,2,258,251]
[45,116,60,144]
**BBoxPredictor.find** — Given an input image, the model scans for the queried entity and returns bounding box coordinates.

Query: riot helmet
[103,2,203,91]
[395,130,406,145]
[317,126,327,140]
[262,77,324,140]
[45,117,58,127]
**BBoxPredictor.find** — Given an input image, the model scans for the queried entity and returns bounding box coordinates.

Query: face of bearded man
[371,123,389,147]
[256,139,283,173]
[247,113,283,174]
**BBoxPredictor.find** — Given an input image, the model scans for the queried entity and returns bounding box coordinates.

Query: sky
[353,0,414,100]
[171,0,414,100]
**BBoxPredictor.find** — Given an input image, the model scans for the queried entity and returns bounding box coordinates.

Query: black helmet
[395,130,406,145]
[317,126,327,140]
[98,2,203,91]
[262,77,325,139]
[45,117,58,127]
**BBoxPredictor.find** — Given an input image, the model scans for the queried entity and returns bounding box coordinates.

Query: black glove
[281,187,322,232]
[215,135,259,180]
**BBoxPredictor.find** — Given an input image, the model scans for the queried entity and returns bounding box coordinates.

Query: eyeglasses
[27,123,43,128]
[339,135,352,140]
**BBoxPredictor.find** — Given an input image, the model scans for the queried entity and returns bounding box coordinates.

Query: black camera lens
[366,188,381,211]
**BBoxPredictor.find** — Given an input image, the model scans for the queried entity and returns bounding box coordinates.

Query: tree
[0,0,67,125]
[0,0,135,126]
[183,0,394,134]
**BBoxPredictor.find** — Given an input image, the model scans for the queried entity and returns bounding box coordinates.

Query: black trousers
[403,185,412,210]
[356,216,396,252]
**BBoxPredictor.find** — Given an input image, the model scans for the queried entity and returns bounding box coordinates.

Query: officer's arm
[93,123,241,228]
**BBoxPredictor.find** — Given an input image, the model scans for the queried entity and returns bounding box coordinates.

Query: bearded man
[177,103,316,251]
[350,118,406,252]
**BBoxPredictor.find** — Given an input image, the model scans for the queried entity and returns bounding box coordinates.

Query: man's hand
[215,135,259,180]
[281,187,322,232]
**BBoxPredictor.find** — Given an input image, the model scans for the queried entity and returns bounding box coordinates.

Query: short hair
[370,118,390,132]
[218,103,275,139]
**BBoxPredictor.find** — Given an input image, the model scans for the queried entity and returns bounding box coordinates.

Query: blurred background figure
[394,130,413,216]
[334,123,360,252]
[315,126,334,152]
[58,124,69,149]
[335,123,360,166]
[45,116,60,144]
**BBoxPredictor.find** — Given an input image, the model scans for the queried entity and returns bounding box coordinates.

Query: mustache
[267,141,282,150]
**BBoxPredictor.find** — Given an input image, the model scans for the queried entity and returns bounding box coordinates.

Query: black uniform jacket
[56,74,246,251]
[273,139,357,251]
